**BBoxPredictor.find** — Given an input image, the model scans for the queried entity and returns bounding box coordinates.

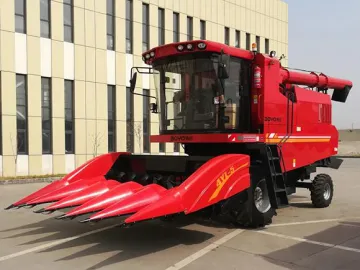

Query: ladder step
[275,188,286,193]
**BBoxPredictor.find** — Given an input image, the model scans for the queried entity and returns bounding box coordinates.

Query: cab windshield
[152,52,250,133]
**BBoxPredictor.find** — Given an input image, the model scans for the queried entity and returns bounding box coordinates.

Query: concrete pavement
[0,158,360,270]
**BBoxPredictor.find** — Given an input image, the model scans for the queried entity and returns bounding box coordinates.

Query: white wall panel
[65,154,75,173]
[42,154,53,175]
[16,155,29,176]
[15,33,27,74]
[40,38,52,77]
[142,63,150,90]
[64,42,75,80]
[107,50,116,85]
[125,54,133,87]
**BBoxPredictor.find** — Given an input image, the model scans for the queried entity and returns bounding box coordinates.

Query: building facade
[0,0,288,177]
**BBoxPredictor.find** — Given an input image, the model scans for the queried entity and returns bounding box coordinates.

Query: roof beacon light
[186,43,193,50]
[150,51,155,57]
[252,43,258,52]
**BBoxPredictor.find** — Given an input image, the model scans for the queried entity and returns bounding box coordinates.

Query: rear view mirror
[150,103,158,113]
[129,72,137,93]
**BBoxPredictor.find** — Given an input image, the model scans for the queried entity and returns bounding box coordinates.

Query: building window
[265,38,269,54]
[126,0,133,53]
[15,0,26,33]
[246,33,250,50]
[41,77,52,154]
[256,36,260,52]
[40,0,51,38]
[107,85,116,152]
[142,3,149,52]
[173,12,179,42]
[158,8,165,45]
[187,16,193,40]
[143,89,150,153]
[235,30,240,48]
[126,87,134,152]
[16,74,28,154]
[107,0,115,50]
[64,80,74,154]
[159,142,165,153]
[224,27,229,45]
[174,143,180,153]
[200,20,206,40]
[63,0,73,42]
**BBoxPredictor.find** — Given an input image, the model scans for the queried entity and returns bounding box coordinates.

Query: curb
[336,156,360,159]
[0,177,62,185]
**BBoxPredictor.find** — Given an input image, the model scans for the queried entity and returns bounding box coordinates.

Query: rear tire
[234,175,276,228]
[310,173,333,208]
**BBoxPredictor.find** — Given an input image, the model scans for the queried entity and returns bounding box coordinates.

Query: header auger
[5,40,353,229]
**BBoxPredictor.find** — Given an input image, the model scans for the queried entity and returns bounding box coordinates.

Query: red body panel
[26,176,106,205]
[11,152,129,207]
[88,184,167,221]
[144,41,352,172]
[44,180,120,211]
[280,68,353,89]
[125,154,250,223]
[64,182,143,217]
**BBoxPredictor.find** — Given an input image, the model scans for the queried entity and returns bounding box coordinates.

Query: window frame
[41,77,52,154]
[64,80,75,154]
[15,0,27,34]
[142,3,149,52]
[200,20,206,40]
[173,12,179,42]
[40,0,51,38]
[107,85,116,152]
[126,87,134,152]
[235,30,240,48]
[158,8,165,45]
[224,27,229,45]
[187,16,193,41]
[107,0,115,50]
[126,0,133,53]
[16,74,28,155]
[63,0,74,43]
[143,89,150,153]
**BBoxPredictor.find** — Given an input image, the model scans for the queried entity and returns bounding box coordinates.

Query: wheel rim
[254,179,271,213]
[323,183,331,200]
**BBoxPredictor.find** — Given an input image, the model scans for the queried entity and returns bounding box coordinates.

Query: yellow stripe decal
[208,162,249,202]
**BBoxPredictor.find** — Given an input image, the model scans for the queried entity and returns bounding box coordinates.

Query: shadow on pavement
[1,211,229,269]
[40,220,215,270]
[263,221,360,270]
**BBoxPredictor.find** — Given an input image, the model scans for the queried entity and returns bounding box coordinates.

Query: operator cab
[129,41,252,135]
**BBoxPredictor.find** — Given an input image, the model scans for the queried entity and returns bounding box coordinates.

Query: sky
[284,0,360,129]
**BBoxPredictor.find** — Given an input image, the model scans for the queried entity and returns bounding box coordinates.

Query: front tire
[310,173,334,208]
[234,175,276,228]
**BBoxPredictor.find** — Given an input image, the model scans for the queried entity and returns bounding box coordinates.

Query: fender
[124,154,250,224]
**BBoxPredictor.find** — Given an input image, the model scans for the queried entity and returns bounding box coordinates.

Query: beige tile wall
[0,0,288,177]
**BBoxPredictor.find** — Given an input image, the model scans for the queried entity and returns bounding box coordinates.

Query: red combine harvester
[5,40,353,228]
